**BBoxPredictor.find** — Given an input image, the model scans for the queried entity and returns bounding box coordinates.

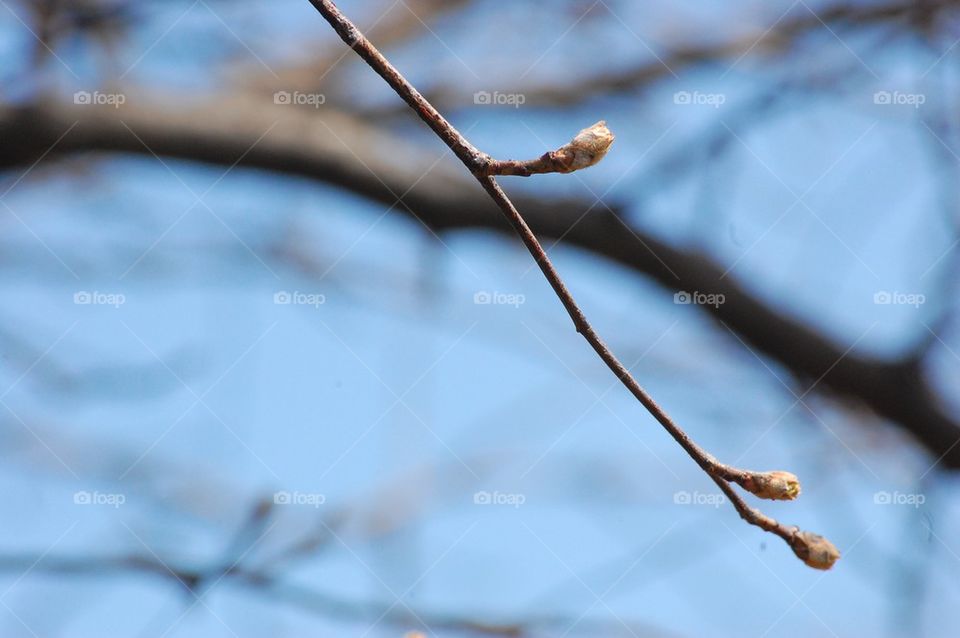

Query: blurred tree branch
[231,0,472,98]
[0,549,668,636]
[350,0,951,118]
[2,94,956,471]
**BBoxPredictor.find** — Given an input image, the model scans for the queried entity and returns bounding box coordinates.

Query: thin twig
[306,0,838,570]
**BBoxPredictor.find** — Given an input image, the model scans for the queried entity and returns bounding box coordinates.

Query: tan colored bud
[790,531,840,570]
[483,121,615,176]
[739,470,801,501]
[554,120,615,173]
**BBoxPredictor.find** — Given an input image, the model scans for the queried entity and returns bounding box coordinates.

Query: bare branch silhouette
[306,0,840,569]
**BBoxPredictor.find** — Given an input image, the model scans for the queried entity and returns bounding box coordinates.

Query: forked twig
[307,0,839,570]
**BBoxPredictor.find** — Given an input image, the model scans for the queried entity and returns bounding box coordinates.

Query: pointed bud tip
[791,530,840,570]
[557,120,615,172]
[741,470,801,501]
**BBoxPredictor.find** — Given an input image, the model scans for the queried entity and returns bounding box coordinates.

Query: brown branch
[2,96,957,472]
[306,0,839,569]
